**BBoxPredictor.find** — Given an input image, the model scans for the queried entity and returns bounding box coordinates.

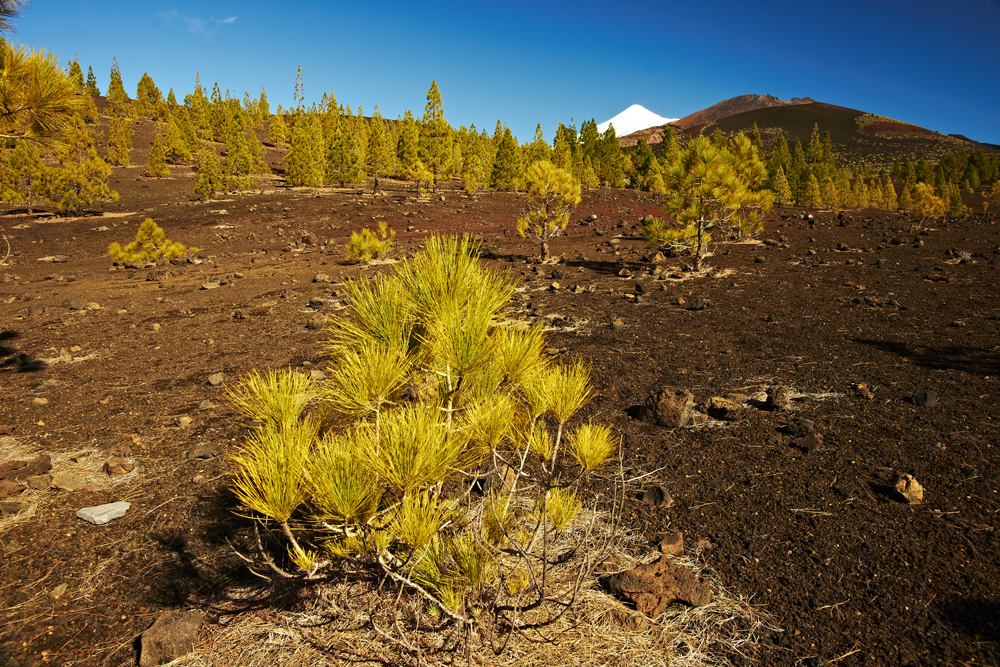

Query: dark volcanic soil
[1,170,999,666]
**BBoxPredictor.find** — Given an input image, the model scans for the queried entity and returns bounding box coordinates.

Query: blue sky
[11,0,1000,145]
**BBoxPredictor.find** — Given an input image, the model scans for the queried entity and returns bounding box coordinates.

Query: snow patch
[597,104,678,138]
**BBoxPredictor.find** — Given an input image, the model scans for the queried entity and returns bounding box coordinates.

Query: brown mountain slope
[673,93,815,131]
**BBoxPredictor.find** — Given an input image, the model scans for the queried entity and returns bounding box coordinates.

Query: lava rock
[603,557,711,617]
[641,388,696,428]
[893,472,924,504]
[912,390,938,408]
[659,531,685,556]
[766,385,792,411]
[139,610,205,667]
[0,454,52,481]
[186,443,221,460]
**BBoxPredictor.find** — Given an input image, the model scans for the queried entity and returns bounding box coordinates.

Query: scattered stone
[0,480,24,499]
[611,318,625,331]
[208,373,225,386]
[641,388,696,428]
[785,417,816,438]
[487,464,519,495]
[313,273,331,283]
[706,396,744,421]
[102,456,135,476]
[765,385,792,411]
[641,485,674,508]
[0,454,52,481]
[800,432,824,453]
[232,309,248,319]
[0,501,25,517]
[309,369,327,381]
[139,610,205,667]
[603,557,711,617]
[31,397,49,407]
[200,282,221,290]
[687,297,708,311]
[198,400,217,410]
[76,501,131,525]
[52,255,69,263]
[852,383,875,400]
[186,443,221,460]
[305,315,326,330]
[659,531,685,556]
[26,473,52,490]
[892,472,924,504]
[51,471,88,492]
[176,415,193,429]
[150,323,161,332]
[912,390,938,408]
[609,606,649,632]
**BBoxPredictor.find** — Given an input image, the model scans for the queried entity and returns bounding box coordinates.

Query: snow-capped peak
[597,104,678,137]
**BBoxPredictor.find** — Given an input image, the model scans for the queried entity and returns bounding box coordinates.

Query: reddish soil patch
[1,173,999,666]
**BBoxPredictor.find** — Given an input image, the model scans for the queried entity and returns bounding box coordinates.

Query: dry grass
[0,435,143,535]
[171,505,776,667]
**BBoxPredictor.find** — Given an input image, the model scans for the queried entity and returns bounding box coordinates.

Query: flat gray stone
[77,501,131,525]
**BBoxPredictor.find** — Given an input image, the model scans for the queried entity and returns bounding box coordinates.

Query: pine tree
[551,124,572,169]
[899,183,913,213]
[803,174,823,208]
[0,41,85,146]
[257,88,271,126]
[135,72,162,117]
[188,73,212,140]
[366,108,394,193]
[772,166,792,205]
[883,177,898,211]
[2,140,48,214]
[107,57,128,110]
[67,58,84,90]
[194,142,224,200]
[396,109,421,183]
[749,122,764,156]
[491,126,522,191]
[224,112,254,191]
[419,81,450,188]
[516,161,582,261]
[85,66,100,95]
[630,138,660,191]
[144,124,170,177]
[285,112,325,187]
[162,115,191,163]
[788,140,807,202]
[911,182,945,225]
[766,132,790,186]
[946,183,965,217]
[268,112,288,145]
[167,88,177,107]
[106,115,132,166]
[644,135,773,270]
[44,116,119,213]
[821,176,839,209]
[527,124,550,165]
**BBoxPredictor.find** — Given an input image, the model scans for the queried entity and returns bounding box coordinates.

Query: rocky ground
[1,170,999,666]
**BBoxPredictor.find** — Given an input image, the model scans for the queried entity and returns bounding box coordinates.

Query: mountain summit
[673,94,816,130]
[597,104,678,138]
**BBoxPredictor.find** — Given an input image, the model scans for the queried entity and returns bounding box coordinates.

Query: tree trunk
[694,219,705,271]
[541,241,550,262]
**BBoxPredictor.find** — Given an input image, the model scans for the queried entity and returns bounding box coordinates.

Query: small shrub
[108,218,197,263]
[346,220,395,262]
[228,234,621,659]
